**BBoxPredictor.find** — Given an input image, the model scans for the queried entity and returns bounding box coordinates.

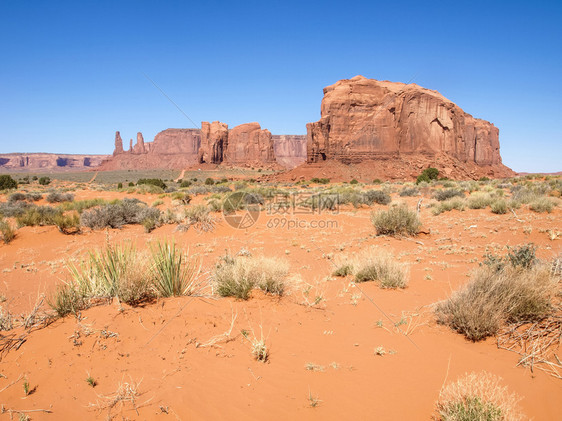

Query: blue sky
[1,0,560,172]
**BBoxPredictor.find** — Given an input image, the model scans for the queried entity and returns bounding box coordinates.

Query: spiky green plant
[150,240,199,297]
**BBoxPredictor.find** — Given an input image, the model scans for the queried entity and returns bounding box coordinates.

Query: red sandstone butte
[306,76,512,173]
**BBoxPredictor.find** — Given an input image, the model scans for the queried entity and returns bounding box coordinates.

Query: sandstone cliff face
[0,153,108,171]
[224,123,275,165]
[113,132,124,156]
[199,121,228,164]
[307,76,504,167]
[272,135,307,168]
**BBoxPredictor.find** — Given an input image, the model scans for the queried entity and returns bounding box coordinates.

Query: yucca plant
[150,240,199,297]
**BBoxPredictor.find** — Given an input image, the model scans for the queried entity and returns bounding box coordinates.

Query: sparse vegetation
[371,205,421,236]
[150,240,200,297]
[0,218,16,243]
[490,199,508,214]
[213,254,289,299]
[436,262,556,341]
[38,176,51,186]
[435,372,524,421]
[416,167,439,184]
[46,191,75,203]
[434,189,464,202]
[137,178,167,190]
[529,197,555,213]
[352,249,409,288]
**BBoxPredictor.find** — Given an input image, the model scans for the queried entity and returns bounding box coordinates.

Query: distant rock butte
[307,76,509,173]
[0,153,108,171]
[102,122,305,170]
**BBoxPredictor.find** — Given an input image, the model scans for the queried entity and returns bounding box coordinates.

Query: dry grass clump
[432,198,466,215]
[490,199,508,214]
[436,264,557,341]
[49,240,200,316]
[434,189,465,202]
[529,197,555,213]
[467,192,494,209]
[184,204,215,232]
[435,371,524,421]
[371,205,421,236]
[213,255,289,299]
[0,218,16,244]
[334,248,409,289]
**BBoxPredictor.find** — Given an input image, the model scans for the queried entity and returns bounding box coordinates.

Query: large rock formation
[273,135,307,168]
[307,76,510,173]
[99,129,201,170]
[0,153,108,171]
[199,121,228,164]
[224,123,275,165]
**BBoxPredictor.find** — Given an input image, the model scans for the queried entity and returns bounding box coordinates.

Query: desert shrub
[399,187,420,197]
[180,180,192,188]
[0,306,14,331]
[0,175,18,190]
[467,192,493,209]
[352,249,409,288]
[434,189,464,202]
[212,185,232,193]
[311,177,330,184]
[128,182,134,187]
[46,191,74,203]
[529,197,555,213]
[189,185,212,195]
[8,192,26,202]
[490,200,507,214]
[333,264,353,277]
[0,201,32,217]
[171,192,192,204]
[371,205,420,236]
[416,168,439,184]
[432,198,466,215]
[137,207,161,233]
[59,198,107,214]
[435,264,556,341]
[435,371,524,421]
[510,186,543,204]
[150,240,200,297]
[0,219,16,244]
[80,198,156,229]
[362,190,391,205]
[135,183,164,194]
[52,213,80,234]
[38,176,51,186]
[25,192,43,201]
[60,243,154,308]
[372,179,382,184]
[184,204,214,230]
[137,178,167,190]
[117,182,123,189]
[16,206,61,227]
[350,179,359,185]
[205,177,215,185]
[506,243,537,269]
[49,283,86,317]
[213,255,289,299]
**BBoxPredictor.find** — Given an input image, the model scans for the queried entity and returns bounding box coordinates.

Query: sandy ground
[0,187,560,420]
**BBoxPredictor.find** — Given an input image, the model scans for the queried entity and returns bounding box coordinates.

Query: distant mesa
[1,76,514,178]
[101,122,306,170]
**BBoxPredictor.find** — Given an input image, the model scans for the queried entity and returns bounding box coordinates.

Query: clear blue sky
[1,0,560,172]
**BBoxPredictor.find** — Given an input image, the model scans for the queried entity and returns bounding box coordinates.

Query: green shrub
[0,175,18,190]
[350,179,359,185]
[332,264,353,277]
[371,205,421,236]
[80,198,159,230]
[0,201,32,217]
[8,192,26,202]
[180,180,192,188]
[205,177,215,185]
[171,192,192,204]
[128,182,134,187]
[416,168,439,184]
[0,219,16,244]
[311,177,330,184]
[49,284,85,317]
[372,179,382,184]
[16,206,62,227]
[117,182,123,189]
[137,178,167,190]
[38,176,51,186]
[151,241,199,297]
